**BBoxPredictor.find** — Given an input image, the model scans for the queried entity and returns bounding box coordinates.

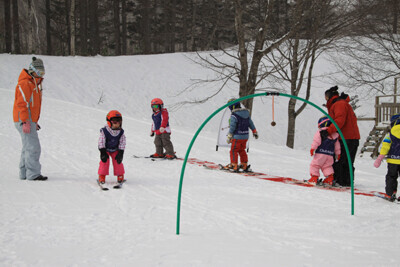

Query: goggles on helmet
[152,105,160,109]
[110,117,122,123]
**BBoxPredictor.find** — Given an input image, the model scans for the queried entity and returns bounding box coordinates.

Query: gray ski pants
[154,133,175,156]
[15,122,41,180]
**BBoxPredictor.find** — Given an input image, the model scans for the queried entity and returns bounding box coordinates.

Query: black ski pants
[333,139,359,186]
[385,163,400,196]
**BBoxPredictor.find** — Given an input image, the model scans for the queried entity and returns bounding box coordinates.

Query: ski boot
[98,175,106,184]
[165,154,177,160]
[307,175,319,184]
[117,175,124,184]
[150,153,165,158]
[33,175,48,181]
[240,162,251,172]
[322,174,334,186]
[387,191,397,202]
[222,163,238,172]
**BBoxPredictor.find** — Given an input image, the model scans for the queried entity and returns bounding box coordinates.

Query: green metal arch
[176,92,354,235]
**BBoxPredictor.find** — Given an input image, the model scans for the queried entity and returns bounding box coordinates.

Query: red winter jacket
[326,95,360,140]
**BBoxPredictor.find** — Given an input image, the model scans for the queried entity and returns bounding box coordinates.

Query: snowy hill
[0,53,399,266]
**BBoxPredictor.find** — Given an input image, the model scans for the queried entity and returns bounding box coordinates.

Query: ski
[132,155,181,161]
[132,155,153,159]
[373,192,400,204]
[113,180,126,189]
[97,180,109,191]
[203,163,253,174]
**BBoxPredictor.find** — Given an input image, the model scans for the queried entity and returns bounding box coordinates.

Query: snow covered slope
[0,53,398,266]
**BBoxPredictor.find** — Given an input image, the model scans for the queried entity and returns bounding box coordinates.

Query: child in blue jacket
[224,99,258,172]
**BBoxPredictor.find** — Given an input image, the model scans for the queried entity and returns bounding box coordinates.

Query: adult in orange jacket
[13,57,47,181]
[321,86,360,186]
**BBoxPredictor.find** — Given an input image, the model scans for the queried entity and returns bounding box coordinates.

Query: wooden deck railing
[374,94,400,125]
[357,94,400,125]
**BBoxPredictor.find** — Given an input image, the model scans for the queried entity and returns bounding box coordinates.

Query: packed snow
[0,53,399,266]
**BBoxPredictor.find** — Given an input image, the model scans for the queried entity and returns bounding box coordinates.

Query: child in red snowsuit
[224,99,258,172]
[308,116,341,185]
[98,110,126,184]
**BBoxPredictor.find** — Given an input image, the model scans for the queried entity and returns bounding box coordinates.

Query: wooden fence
[357,94,400,125]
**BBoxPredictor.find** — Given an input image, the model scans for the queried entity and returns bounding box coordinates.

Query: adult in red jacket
[321,86,360,186]
[13,57,48,181]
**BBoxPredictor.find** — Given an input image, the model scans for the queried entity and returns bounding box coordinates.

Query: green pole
[176,92,354,235]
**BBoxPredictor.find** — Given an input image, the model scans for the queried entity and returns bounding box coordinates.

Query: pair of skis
[203,163,253,173]
[132,155,180,161]
[97,180,126,191]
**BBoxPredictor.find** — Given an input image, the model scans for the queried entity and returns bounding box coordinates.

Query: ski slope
[0,53,399,266]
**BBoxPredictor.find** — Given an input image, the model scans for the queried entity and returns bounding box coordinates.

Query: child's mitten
[100,148,108,163]
[373,154,385,168]
[253,131,259,139]
[115,150,124,164]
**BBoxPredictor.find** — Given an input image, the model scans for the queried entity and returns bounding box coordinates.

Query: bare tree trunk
[182,0,188,51]
[164,0,172,52]
[393,0,399,34]
[46,0,52,54]
[170,0,176,52]
[190,0,196,51]
[141,0,151,54]
[79,0,88,55]
[89,0,99,55]
[286,38,300,149]
[27,0,33,53]
[286,98,297,148]
[113,0,120,55]
[234,0,249,104]
[4,0,12,53]
[65,0,71,55]
[12,0,20,53]
[121,0,127,54]
[235,0,290,112]
[70,0,76,56]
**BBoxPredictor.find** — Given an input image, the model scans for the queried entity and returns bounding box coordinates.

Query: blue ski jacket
[229,108,256,140]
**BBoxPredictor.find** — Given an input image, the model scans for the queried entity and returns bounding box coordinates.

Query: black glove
[253,131,259,139]
[115,150,124,164]
[320,130,329,141]
[99,148,108,163]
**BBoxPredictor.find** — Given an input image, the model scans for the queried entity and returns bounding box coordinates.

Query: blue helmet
[318,116,332,128]
[228,98,241,111]
[391,113,400,127]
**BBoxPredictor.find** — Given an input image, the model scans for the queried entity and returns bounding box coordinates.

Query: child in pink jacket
[308,116,341,185]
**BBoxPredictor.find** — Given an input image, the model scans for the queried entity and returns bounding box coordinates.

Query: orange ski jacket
[13,69,43,123]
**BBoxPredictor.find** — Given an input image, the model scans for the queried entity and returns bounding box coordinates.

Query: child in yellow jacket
[374,113,400,201]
